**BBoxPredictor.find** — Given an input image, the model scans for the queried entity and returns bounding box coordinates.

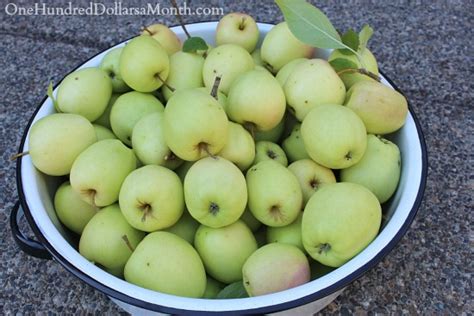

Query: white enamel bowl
[12,22,427,315]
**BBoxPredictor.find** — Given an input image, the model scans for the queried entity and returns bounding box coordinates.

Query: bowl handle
[10,201,52,260]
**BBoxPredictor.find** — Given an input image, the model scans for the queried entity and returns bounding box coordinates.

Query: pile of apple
[26,12,408,299]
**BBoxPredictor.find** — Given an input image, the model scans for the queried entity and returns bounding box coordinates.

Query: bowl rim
[15,21,428,315]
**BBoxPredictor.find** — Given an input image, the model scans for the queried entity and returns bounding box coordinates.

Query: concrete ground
[0,0,472,314]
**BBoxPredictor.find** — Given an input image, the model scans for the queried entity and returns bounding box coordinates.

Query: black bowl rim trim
[15,21,428,315]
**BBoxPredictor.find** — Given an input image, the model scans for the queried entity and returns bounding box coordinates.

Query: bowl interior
[18,22,424,313]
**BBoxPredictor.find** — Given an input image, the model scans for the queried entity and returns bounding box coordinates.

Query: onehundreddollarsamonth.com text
[4,2,225,16]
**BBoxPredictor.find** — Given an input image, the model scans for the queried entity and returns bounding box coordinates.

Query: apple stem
[210,76,222,100]
[197,142,217,159]
[122,235,135,252]
[141,204,151,222]
[170,0,191,39]
[336,68,380,82]
[142,26,153,35]
[154,73,175,92]
[10,151,29,161]
[204,147,217,160]
[238,17,246,30]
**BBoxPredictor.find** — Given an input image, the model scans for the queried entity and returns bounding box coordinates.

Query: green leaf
[216,281,249,299]
[329,58,358,72]
[358,24,374,52]
[47,82,60,112]
[182,37,208,53]
[275,0,348,50]
[339,29,359,55]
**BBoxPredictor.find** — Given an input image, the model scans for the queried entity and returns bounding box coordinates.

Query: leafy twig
[336,68,380,81]
[170,0,190,38]
[275,0,371,70]
[10,151,29,161]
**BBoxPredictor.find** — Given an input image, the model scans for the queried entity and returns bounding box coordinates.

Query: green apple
[79,204,145,277]
[93,93,119,129]
[57,67,112,121]
[162,51,205,101]
[253,141,288,167]
[301,104,367,169]
[260,22,314,74]
[240,208,262,232]
[246,160,302,227]
[288,159,336,204]
[203,277,225,299]
[202,44,254,94]
[54,181,98,234]
[328,48,379,89]
[344,81,408,134]
[251,48,263,66]
[131,112,182,169]
[120,35,170,92]
[227,69,286,132]
[70,139,136,207]
[284,59,346,121]
[254,116,285,143]
[275,58,307,86]
[216,281,248,299]
[184,157,247,228]
[218,122,255,171]
[266,212,304,251]
[195,220,258,283]
[28,113,97,176]
[110,91,164,146]
[99,47,131,93]
[282,123,310,162]
[216,13,259,52]
[93,124,116,140]
[124,231,206,298]
[195,87,227,111]
[163,210,200,245]
[175,161,194,182]
[141,23,182,55]
[302,182,382,267]
[163,89,228,161]
[119,165,184,232]
[341,134,401,203]
[242,243,310,296]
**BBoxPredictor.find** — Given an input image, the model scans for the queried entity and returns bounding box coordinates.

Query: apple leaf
[358,24,374,52]
[275,0,349,50]
[329,58,358,72]
[216,281,249,299]
[339,29,360,55]
[47,82,60,112]
[182,37,208,53]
